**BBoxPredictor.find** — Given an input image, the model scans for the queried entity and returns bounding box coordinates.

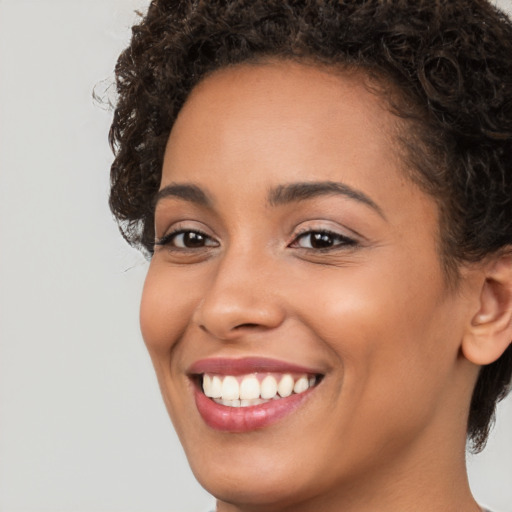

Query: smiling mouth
[189,358,325,431]
[199,372,322,408]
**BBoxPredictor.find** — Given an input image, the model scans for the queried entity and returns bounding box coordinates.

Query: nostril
[235,323,261,329]
[198,322,262,333]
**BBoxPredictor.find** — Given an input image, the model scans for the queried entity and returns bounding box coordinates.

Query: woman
[109,1,512,511]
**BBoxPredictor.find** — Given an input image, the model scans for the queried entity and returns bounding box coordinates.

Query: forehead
[165,61,405,182]
[162,61,419,211]
[180,60,387,122]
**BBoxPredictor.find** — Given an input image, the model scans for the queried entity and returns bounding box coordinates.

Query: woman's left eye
[290,230,357,250]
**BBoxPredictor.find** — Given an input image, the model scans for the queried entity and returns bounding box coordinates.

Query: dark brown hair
[109,0,512,451]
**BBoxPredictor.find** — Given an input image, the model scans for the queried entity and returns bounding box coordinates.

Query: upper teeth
[202,373,316,407]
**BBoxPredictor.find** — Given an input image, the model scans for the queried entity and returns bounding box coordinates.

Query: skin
[140,61,490,512]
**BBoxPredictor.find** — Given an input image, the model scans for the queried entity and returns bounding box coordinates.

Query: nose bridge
[193,242,285,339]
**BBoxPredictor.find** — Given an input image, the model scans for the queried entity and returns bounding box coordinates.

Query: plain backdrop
[0,1,511,511]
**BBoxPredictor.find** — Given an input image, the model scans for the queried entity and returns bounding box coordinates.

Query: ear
[462,251,512,365]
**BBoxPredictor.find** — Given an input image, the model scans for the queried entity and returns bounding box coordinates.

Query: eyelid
[155,219,216,238]
[289,219,362,242]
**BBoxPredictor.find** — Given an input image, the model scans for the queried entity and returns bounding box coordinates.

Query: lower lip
[194,386,315,432]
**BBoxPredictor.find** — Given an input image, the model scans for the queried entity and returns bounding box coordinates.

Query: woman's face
[141,62,477,510]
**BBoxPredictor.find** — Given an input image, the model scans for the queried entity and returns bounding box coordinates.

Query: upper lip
[188,357,324,376]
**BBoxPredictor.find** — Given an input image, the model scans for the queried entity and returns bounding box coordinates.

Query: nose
[192,250,286,341]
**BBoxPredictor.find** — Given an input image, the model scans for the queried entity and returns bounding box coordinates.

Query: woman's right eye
[154,230,219,250]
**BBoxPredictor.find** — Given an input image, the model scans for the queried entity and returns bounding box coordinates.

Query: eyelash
[289,229,358,251]
[154,228,357,252]
[154,229,219,250]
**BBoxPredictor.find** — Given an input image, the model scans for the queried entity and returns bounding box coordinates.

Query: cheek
[139,262,199,358]
[297,256,459,406]
[296,275,456,461]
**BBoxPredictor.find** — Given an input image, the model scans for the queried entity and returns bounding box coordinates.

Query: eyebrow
[154,180,385,219]
[154,183,212,208]
[268,181,385,218]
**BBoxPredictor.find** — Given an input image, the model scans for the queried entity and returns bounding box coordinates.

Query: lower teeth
[213,398,268,407]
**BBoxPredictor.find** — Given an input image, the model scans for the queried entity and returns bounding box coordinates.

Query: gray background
[0,1,510,510]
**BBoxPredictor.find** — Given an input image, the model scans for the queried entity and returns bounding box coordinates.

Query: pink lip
[188,357,323,432]
[188,357,322,376]
[193,385,316,432]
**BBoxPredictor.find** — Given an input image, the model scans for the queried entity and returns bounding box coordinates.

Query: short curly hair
[109,0,512,451]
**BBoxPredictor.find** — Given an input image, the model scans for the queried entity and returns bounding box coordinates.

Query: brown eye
[175,231,208,248]
[293,230,357,250]
[155,230,219,249]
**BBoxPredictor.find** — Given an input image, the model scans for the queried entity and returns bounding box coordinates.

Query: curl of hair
[109,0,512,451]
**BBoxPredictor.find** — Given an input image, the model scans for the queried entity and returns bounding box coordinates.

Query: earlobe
[462,252,512,366]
